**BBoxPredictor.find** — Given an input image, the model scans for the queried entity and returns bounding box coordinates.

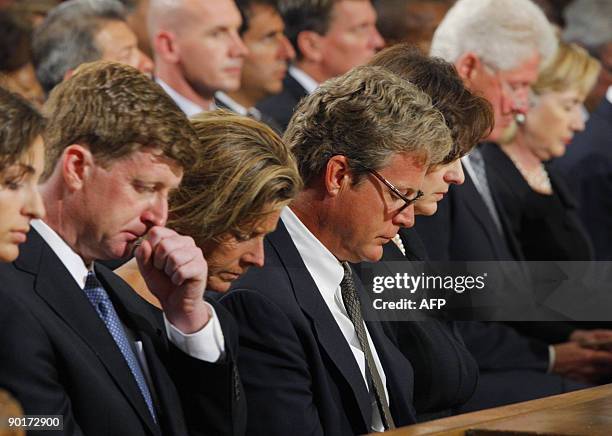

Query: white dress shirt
[156,78,215,117]
[31,219,225,364]
[288,65,319,95]
[281,207,388,432]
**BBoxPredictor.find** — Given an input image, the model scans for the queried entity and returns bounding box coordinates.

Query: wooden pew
[377,384,612,435]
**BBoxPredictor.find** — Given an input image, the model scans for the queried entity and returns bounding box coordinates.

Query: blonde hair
[532,41,601,97]
[168,110,302,244]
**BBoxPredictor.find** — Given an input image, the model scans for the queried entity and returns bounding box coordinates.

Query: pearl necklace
[507,154,552,195]
[392,234,406,256]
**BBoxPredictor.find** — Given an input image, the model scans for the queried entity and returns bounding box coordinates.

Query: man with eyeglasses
[219,65,452,435]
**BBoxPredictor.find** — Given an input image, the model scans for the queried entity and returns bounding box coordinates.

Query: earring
[515,113,526,124]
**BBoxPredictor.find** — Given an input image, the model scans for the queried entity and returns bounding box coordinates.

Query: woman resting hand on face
[116,110,302,304]
[0,87,46,263]
[483,42,601,261]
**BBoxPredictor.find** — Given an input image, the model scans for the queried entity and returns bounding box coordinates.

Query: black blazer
[219,221,417,435]
[372,237,479,421]
[0,229,245,436]
[389,229,587,412]
[416,154,524,262]
[552,98,612,260]
[483,142,594,261]
[256,73,309,132]
[485,143,611,341]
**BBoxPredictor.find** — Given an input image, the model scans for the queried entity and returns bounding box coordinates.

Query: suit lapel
[481,143,527,261]
[460,167,516,259]
[16,230,160,435]
[361,316,415,426]
[266,222,373,428]
[284,74,309,103]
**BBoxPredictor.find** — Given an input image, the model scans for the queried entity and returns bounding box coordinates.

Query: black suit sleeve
[220,289,325,436]
[162,299,246,436]
[0,289,85,436]
[457,321,549,372]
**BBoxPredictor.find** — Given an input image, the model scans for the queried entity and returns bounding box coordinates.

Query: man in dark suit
[553,88,612,260]
[413,0,612,409]
[215,0,293,132]
[0,61,243,436]
[256,0,384,131]
[220,65,453,434]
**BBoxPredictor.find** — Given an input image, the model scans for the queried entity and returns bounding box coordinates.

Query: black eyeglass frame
[353,161,424,212]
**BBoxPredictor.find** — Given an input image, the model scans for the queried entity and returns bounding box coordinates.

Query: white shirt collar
[461,153,479,189]
[215,91,248,116]
[156,78,212,117]
[280,206,344,308]
[288,65,319,95]
[31,219,90,289]
[606,86,612,105]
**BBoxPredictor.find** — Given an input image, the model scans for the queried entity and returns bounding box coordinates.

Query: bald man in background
[149,0,248,115]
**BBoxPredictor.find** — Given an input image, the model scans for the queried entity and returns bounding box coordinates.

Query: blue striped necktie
[83,270,157,422]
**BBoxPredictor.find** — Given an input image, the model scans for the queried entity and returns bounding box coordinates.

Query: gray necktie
[468,148,503,234]
[340,262,395,430]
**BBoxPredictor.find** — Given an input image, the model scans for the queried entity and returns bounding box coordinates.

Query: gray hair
[563,0,612,50]
[285,65,452,186]
[32,0,127,94]
[430,0,557,71]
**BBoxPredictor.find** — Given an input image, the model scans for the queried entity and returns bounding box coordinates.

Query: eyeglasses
[355,162,424,212]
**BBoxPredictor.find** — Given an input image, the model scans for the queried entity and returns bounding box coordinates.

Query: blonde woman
[117,110,302,302]
[484,42,600,261]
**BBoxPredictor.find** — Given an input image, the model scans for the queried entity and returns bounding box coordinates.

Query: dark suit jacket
[485,143,610,341]
[394,226,587,412]
[219,221,417,435]
[0,229,245,436]
[552,98,612,260]
[370,238,479,422]
[484,143,594,261]
[256,73,308,132]
[416,155,523,262]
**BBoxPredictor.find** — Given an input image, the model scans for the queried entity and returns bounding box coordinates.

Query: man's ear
[61,145,94,191]
[455,52,481,83]
[324,155,352,196]
[153,30,180,63]
[296,30,324,63]
[63,68,75,82]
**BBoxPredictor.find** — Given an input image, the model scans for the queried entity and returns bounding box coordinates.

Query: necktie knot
[84,271,111,307]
